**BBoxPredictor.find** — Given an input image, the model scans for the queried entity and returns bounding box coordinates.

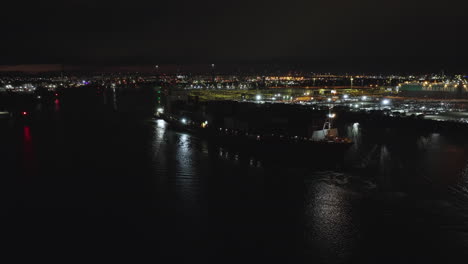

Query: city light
[382,99,390,105]
[328,113,336,118]
[343,94,349,99]
[255,95,262,101]
[157,107,164,114]
[362,96,368,100]
[181,118,187,124]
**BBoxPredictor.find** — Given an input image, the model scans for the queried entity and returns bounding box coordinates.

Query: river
[2,87,468,262]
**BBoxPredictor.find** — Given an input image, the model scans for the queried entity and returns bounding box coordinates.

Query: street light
[255,95,262,101]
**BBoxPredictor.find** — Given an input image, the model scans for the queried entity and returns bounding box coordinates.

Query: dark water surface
[2,89,468,262]
[305,123,468,263]
[1,90,301,262]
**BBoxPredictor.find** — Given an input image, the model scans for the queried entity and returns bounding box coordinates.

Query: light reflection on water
[149,119,468,260]
[22,125,36,174]
[149,119,272,255]
[54,99,60,112]
[343,123,468,191]
[112,87,117,111]
[151,120,198,193]
[151,120,262,201]
[218,148,261,167]
[175,132,199,202]
[305,123,468,261]
[305,172,369,262]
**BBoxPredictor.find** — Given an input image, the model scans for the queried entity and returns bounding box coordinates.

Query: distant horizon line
[0,63,466,75]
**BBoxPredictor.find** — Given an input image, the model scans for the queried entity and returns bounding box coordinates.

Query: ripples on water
[6,92,468,262]
[151,120,263,203]
[303,123,468,262]
[150,119,468,261]
[148,119,289,259]
[305,171,375,262]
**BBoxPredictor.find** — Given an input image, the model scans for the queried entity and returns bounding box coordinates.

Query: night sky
[1,0,468,72]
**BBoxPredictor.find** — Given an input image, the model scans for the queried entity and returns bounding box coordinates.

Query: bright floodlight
[181,118,187,124]
[157,107,164,113]
[255,95,262,101]
[343,94,349,99]
[362,96,368,100]
[327,98,332,102]
[328,113,336,118]
[382,99,390,105]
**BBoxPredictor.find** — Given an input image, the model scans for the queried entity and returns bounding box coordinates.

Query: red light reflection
[24,126,32,142]
[23,125,35,173]
[54,99,60,112]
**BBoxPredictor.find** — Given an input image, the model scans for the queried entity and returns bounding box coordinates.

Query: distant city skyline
[0,60,467,75]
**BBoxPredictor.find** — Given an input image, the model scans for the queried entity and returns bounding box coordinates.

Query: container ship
[155,100,352,162]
